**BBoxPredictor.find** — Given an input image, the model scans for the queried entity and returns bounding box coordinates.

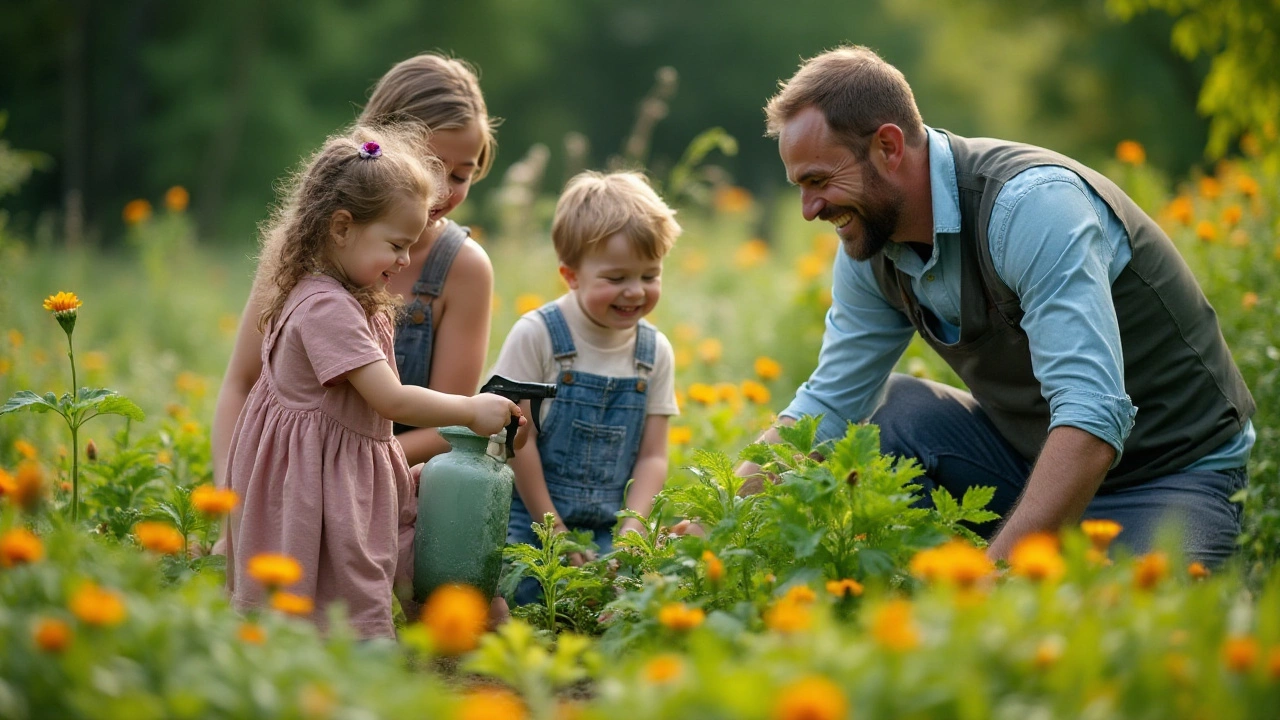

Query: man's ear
[558,262,579,290]
[871,123,906,173]
[330,209,354,247]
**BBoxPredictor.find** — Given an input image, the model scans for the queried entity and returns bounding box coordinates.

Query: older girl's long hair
[253,124,443,331]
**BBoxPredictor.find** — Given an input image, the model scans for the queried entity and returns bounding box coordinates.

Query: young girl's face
[333,194,430,288]
[426,123,485,224]
[560,233,663,331]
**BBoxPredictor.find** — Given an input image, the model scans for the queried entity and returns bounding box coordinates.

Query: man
[746,45,1254,563]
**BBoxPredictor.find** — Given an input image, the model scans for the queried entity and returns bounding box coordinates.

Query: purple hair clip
[358,141,382,159]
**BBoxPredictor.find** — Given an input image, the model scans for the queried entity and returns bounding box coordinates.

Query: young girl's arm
[346,359,519,436]
[212,294,266,489]
[397,240,494,465]
[618,414,670,535]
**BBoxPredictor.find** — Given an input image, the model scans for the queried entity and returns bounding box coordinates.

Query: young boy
[492,171,681,601]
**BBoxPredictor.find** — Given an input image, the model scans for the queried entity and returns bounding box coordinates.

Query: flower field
[1,142,1278,718]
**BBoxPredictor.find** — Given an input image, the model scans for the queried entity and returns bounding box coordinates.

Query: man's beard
[839,165,903,261]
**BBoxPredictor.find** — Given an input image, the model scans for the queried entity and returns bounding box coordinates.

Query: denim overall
[392,221,467,435]
[506,303,654,603]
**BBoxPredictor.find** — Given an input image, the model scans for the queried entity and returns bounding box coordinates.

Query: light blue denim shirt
[782,127,1253,470]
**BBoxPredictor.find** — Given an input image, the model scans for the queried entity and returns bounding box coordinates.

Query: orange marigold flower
[1166,196,1194,226]
[69,582,127,626]
[754,356,782,381]
[1236,174,1259,197]
[1034,637,1064,669]
[421,583,488,655]
[643,653,685,684]
[714,185,754,214]
[0,527,44,567]
[657,602,705,631]
[797,253,826,281]
[1133,551,1169,590]
[133,521,186,555]
[697,338,723,364]
[42,291,83,315]
[12,461,45,512]
[871,598,920,652]
[174,371,208,398]
[765,597,813,634]
[1222,204,1243,227]
[1198,176,1222,199]
[1241,292,1259,312]
[270,591,315,616]
[687,383,718,405]
[715,382,740,405]
[0,468,14,498]
[191,485,239,516]
[1187,561,1210,580]
[33,617,72,653]
[734,238,770,269]
[909,539,995,589]
[13,439,37,460]
[247,553,303,589]
[772,676,847,720]
[457,688,527,720]
[514,293,544,316]
[1009,532,1066,582]
[237,622,266,644]
[1115,140,1146,165]
[1080,519,1122,552]
[122,199,153,225]
[668,426,693,446]
[702,550,725,583]
[825,578,864,598]
[782,585,818,605]
[1221,634,1259,673]
[741,380,771,405]
[1195,221,1218,243]
[164,186,190,213]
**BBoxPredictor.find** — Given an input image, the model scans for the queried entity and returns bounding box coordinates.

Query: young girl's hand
[467,394,523,437]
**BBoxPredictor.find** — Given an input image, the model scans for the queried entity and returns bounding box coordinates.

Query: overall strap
[633,320,656,381]
[412,221,468,297]
[536,303,578,369]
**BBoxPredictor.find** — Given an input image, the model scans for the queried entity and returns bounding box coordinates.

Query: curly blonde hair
[253,124,444,331]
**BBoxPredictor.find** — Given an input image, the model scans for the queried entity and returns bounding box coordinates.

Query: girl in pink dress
[225,124,521,639]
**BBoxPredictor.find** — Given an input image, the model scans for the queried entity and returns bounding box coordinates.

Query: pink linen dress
[225,274,416,639]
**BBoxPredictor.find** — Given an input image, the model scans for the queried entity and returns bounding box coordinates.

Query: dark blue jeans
[869,374,1247,566]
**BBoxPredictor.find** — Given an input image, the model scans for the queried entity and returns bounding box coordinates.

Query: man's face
[778,106,904,261]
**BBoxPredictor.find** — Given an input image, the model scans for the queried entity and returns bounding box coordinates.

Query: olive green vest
[871,131,1254,489]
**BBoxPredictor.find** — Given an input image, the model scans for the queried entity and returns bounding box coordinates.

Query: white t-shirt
[489,293,679,425]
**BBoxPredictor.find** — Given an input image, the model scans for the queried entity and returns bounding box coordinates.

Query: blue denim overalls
[392,220,467,435]
[507,302,655,595]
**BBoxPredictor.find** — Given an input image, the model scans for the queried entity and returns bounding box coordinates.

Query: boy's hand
[552,519,590,567]
[467,394,524,437]
[618,518,645,537]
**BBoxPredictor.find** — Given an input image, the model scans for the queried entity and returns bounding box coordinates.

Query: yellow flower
[825,578,864,598]
[270,591,315,616]
[1222,204,1243,227]
[754,356,782,381]
[714,382,740,405]
[1187,561,1210,580]
[1195,220,1218,243]
[697,338,723,364]
[674,347,692,370]
[796,253,826,281]
[164,186,190,213]
[1241,292,1259,311]
[237,622,266,644]
[6,329,23,348]
[714,185,754,214]
[642,653,684,684]
[741,380,771,405]
[909,539,995,589]
[192,485,239,516]
[782,585,818,605]
[871,598,920,652]
[457,689,527,720]
[80,351,107,373]
[421,583,488,655]
[687,383,718,405]
[0,358,10,376]
[33,617,72,653]
[1009,532,1065,582]
[0,528,44,567]
[764,596,813,633]
[13,439,37,460]
[247,553,303,589]
[10,462,45,512]
[514,293,544,316]
[1166,196,1194,226]
[0,468,14,498]
[1198,176,1222,199]
[122,199,153,225]
[702,550,724,583]
[1034,637,1064,669]
[1080,519,1122,552]
[156,450,173,466]
[734,238,770,268]
[657,602,705,631]
[133,521,186,555]
[668,426,693,446]
[1133,551,1169,590]
[1236,174,1259,197]
[1221,634,1259,673]
[174,371,208,398]
[772,676,847,720]
[1115,140,1146,165]
[69,583,127,626]
[43,291,83,314]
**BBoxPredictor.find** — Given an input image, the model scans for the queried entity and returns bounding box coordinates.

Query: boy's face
[560,232,663,331]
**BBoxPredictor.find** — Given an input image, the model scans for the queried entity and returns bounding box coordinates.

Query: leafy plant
[502,513,609,634]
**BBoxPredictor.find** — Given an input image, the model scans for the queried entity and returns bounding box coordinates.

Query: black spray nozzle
[480,374,558,457]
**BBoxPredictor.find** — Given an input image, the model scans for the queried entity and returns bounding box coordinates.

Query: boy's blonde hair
[254,124,444,330]
[764,45,926,159]
[552,171,680,268]
[359,52,500,182]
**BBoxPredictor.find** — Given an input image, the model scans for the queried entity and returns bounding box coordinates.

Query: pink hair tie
[358,141,382,159]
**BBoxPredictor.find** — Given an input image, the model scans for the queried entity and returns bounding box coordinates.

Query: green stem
[65,330,79,521]
[66,330,77,403]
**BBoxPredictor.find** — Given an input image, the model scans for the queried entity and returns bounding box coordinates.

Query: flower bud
[85,439,98,462]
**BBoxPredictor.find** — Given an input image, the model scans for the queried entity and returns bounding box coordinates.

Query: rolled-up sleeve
[781,250,915,443]
[990,172,1138,462]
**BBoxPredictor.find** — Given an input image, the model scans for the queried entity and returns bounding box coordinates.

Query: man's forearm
[986,425,1114,560]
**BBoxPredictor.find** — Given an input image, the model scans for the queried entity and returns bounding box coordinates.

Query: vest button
[636,380,647,392]
[562,372,574,384]
[926,274,936,282]
[410,309,427,325]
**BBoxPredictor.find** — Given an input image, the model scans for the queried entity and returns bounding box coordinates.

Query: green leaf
[1,391,62,416]
[776,415,821,455]
[95,395,146,421]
